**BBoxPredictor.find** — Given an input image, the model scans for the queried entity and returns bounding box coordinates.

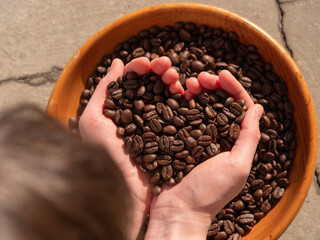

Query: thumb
[87,58,124,112]
[229,104,263,171]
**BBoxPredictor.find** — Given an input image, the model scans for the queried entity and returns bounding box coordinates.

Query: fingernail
[255,105,264,121]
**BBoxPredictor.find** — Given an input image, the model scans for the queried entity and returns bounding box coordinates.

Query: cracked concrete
[0,0,319,239]
[275,0,294,57]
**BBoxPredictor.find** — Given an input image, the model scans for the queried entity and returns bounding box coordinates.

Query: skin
[79,56,263,240]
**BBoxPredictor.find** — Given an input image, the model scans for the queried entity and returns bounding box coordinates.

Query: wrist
[145,206,211,240]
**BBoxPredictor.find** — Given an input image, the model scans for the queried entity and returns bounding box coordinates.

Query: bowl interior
[47,3,318,239]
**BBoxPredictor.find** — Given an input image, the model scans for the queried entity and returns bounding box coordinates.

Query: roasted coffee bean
[162,105,173,122]
[145,142,159,154]
[206,105,217,119]
[163,125,177,135]
[161,165,173,180]
[104,109,115,119]
[150,172,161,184]
[175,150,189,159]
[125,123,137,134]
[192,145,204,157]
[173,160,186,170]
[223,220,235,235]
[228,233,241,240]
[222,108,236,120]
[185,136,197,148]
[133,114,144,128]
[175,171,184,183]
[206,124,218,139]
[104,99,116,109]
[141,131,156,143]
[272,186,284,200]
[153,185,161,196]
[157,155,172,165]
[234,200,245,212]
[197,135,212,146]
[166,98,179,110]
[207,143,221,157]
[229,123,240,140]
[186,109,201,121]
[149,119,162,133]
[229,102,243,116]
[238,214,254,224]
[213,231,227,240]
[190,129,203,139]
[117,127,125,137]
[208,223,220,237]
[121,109,133,124]
[133,99,145,111]
[217,113,229,126]
[170,140,185,152]
[107,81,119,94]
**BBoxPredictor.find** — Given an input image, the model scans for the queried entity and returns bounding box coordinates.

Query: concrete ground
[0,0,319,238]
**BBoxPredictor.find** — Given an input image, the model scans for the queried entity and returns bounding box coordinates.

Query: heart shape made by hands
[103,57,247,195]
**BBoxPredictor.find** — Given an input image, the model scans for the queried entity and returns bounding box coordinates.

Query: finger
[162,68,179,85]
[186,77,203,95]
[124,57,150,75]
[219,70,254,107]
[169,81,185,94]
[229,104,263,170]
[197,72,219,91]
[150,56,171,75]
[184,89,196,101]
[87,58,124,111]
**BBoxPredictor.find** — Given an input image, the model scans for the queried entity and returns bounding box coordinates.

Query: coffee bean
[234,200,245,212]
[229,102,243,116]
[189,143,203,156]
[197,135,212,146]
[272,186,284,200]
[149,119,162,133]
[162,105,173,122]
[151,172,161,184]
[145,142,159,154]
[217,113,229,126]
[163,125,177,135]
[186,109,201,121]
[117,127,125,137]
[206,124,218,139]
[152,185,162,196]
[170,140,184,152]
[207,143,221,157]
[121,109,133,124]
[107,81,119,94]
[213,231,227,240]
[206,105,217,119]
[223,220,235,235]
[161,165,173,180]
[229,123,240,140]
[185,136,197,148]
[125,123,137,134]
[166,98,179,110]
[173,160,186,170]
[157,155,172,166]
[179,28,192,42]
[208,223,220,237]
[190,129,203,139]
[175,150,189,159]
[238,214,254,224]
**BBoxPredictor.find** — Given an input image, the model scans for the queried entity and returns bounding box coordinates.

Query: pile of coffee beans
[105,71,246,195]
[69,22,296,239]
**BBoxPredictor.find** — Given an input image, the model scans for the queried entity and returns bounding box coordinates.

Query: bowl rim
[47,3,318,239]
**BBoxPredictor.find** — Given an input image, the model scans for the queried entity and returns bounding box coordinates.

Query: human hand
[78,56,183,240]
[145,70,263,240]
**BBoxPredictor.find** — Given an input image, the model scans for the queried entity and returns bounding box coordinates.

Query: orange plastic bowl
[47,3,318,239]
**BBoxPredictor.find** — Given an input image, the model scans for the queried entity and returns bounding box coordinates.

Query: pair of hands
[79,56,263,240]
